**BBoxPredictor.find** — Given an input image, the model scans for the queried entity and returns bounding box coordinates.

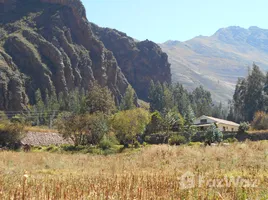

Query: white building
[194,115,239,132]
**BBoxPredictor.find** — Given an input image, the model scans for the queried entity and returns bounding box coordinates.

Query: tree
[205,124,223,144]
[57,112,109,146]
[0,111,8,121]
[244,64,265,121]
[0,121,25,148]
[161,110,184,134]
[211,103,228,119]
[34,89,45,126]
[120,85,136,110]
[146,111,163,134]
[251,111,268,130]
[173,83,191,116]
[111,108,150,146]
[162,83,174,112]
[148,81,164,112]
[191,86,213,117]
[86,81,116,115]
[232,64,266,122]
[184,105,196,142]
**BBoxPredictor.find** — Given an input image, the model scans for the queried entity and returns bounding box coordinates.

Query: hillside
[160,26,268,103]
[0,0,170,111]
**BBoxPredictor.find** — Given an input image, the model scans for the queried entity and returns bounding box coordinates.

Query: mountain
[0,0,171,111]
[160,26,268,103]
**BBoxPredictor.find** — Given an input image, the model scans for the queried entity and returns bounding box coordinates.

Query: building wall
[194,116,239,132]
[217,124,239,132]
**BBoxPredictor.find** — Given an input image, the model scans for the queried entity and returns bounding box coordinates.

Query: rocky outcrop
[92,25,171,100]
[0,0,130,110]
[0,0,171,110]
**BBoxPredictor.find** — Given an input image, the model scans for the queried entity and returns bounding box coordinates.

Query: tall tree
[86,81,116,115]
[148,81,164,112]
[120,85,136,110]
[191,86,213,117]
[244,64,265,121]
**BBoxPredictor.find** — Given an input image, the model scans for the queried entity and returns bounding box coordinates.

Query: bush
[238,122,250,134]
[144,132,170,144]
[224,138,238,143]
[57,112,110,146]
[188,142,202,146]
[44,145,59,153]
[99,136,114,150]
[168,134,187,145]
[133,141,140,148]
[205,124,223,143]
[0,122,25,147]
[60,144,89,152]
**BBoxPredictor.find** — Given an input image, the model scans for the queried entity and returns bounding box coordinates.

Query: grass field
[0,141,268,199]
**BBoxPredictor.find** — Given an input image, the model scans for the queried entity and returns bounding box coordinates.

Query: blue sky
[82,0,267,43]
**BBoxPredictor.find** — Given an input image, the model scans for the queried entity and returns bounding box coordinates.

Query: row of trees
[1,78,231,148]
[230,64,268,122]
[148,81,227,120]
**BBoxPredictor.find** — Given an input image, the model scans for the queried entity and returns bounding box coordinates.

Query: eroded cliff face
[92,25,171,100]
[0,0,130,110]
[0,0,171,111]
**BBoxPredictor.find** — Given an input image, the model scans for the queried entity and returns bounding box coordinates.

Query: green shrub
[0,122,25,147]
[99,136,114,150]
[168,134,187,145]
[224,138,238,143]
[133,141,140,148]
[205,124,223,143]
[238,122,250,134]
[44,145,59,152]
[60,144,87,152]
[188,142,202,146]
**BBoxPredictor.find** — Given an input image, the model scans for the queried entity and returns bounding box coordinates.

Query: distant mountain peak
[249,26,261,30]
[164,40,182,46]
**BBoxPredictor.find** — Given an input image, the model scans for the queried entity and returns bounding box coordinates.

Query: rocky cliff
[0,0,171,111]
[92,25,171,100]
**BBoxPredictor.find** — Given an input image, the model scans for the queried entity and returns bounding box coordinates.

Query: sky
[82,0,268,43]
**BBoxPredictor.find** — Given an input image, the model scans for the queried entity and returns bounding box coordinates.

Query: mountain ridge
[160,26,268,103]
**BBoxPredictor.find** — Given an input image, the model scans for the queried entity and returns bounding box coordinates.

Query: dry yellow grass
[248,129,268,134]
[0,141,268,199]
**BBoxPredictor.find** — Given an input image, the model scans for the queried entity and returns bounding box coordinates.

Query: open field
[1,142,268,199]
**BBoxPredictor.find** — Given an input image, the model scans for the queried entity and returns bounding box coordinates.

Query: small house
[194,115,239,132]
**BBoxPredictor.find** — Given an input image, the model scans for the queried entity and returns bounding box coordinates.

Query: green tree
[146,111,163,134]
[57,112,109,146]
[162,83,174,112]
[86,81,116,115]
[244,64,265,121]
[184,105,196,142]
[34,89,45,126]
[111,108,150,146]
[191,86,213,117]
[148,81,164,112]
[205,124,223,144]
[120,85,136,110]
[173,83,191,116]
[232,64,266,121]
[0,121,25,148]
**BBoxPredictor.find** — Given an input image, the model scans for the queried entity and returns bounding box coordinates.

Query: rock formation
[0,0,171,111]
[92,24,171,100]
